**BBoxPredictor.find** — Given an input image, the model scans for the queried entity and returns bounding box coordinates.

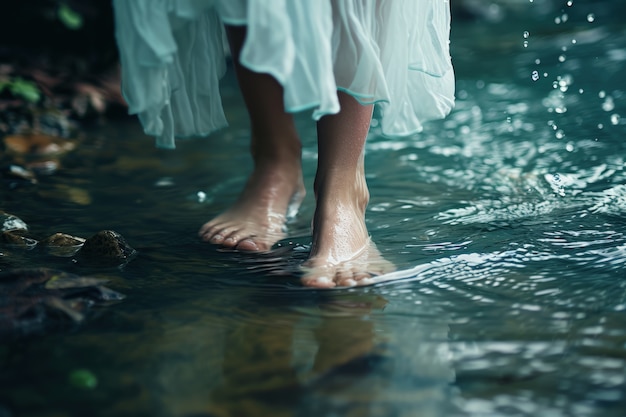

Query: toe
[198,219,222,237]
[222,236,239,248]
[353,270,371,282]
[236,238,260,252]
[336,268,373,287]
[200,223,223,242]
[340,278,357,287]
[217,227,241,247]
[209,233,225,244]
[210,226,233,243]
[335,268,353,287]
[301,273,337,288]
[198,224,211,237]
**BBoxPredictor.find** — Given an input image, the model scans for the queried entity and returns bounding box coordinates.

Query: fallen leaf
[3,133,76,156]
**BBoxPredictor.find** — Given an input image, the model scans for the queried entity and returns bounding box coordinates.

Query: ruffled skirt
[113,0,455,149]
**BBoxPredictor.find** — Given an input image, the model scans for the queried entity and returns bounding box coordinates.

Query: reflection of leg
[199,25,305,251]
[311,294,387,374]
[210,311,300,417]
[302,92,394,288]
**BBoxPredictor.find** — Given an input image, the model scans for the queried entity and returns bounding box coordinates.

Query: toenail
[316,277,331,285]
[238,239,259,251]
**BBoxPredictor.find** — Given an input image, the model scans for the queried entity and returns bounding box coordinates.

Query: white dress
[113,0,455,149]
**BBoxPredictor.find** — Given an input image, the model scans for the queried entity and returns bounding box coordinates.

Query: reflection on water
[2,1,626,416]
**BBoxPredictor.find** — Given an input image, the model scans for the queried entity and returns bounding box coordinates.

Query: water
[2,1,626,416]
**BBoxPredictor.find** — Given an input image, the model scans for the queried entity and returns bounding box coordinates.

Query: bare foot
[301,177,395,288]
[198,160,304,251]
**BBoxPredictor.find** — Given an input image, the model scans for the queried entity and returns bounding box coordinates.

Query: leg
[198,26,305,251]
[301,92,394,288]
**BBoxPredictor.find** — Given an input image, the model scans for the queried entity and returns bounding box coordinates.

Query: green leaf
[58,3,83,30]
[68,369,98,390]
[8,78,41,103]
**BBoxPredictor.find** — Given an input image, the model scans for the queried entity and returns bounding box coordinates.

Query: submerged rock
[76,230,136,267]
[40,232,85,257]
[0,268,125,336]
[0,231,37,249]
[3,133,76,156]
[0,164,37,185]
[25,158,60,176]
[37,183,92,205]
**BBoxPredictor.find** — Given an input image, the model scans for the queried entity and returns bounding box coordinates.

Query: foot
[301,176,394,288]
[198,160,304,251]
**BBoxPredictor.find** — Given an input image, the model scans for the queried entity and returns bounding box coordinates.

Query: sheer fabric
[113,0,455,148]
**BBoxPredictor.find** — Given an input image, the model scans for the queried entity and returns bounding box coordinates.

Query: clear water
[2,1,626,416]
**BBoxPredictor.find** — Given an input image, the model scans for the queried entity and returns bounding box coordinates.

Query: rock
[0,268,125,336]
[76,230,136,267]
[3,133,76,156]
[38,183,92,205]
[0,164,37,184]
[0,211,28,232]
[40,232,85,257]
[25,159,60,176]
[0,231,37,249]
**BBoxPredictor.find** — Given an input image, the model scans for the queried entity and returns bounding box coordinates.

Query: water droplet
[561,13,569,23]
[558,75,573,92]
[555,16,562,24]
[558,54,566,62]
[566,0,573,6]
[555,129,565,139]
[531,71,540,81]
[597,123,604,129]
[523,31,530,39]
[571,38,577,44]
[523,40,529,48]
[566,142,574,152]
[579,88,584,94]
[535,58,541,65]
[543,72,548,77]
[599,90,606,98]
[602,96,615,112]
[197,191,207,203]
[587,13,595,23]
[610,114,621,125]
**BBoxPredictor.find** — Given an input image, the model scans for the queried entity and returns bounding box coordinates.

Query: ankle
[250,130,302,163]
[314,172,370,210]
[253,153,302,180]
